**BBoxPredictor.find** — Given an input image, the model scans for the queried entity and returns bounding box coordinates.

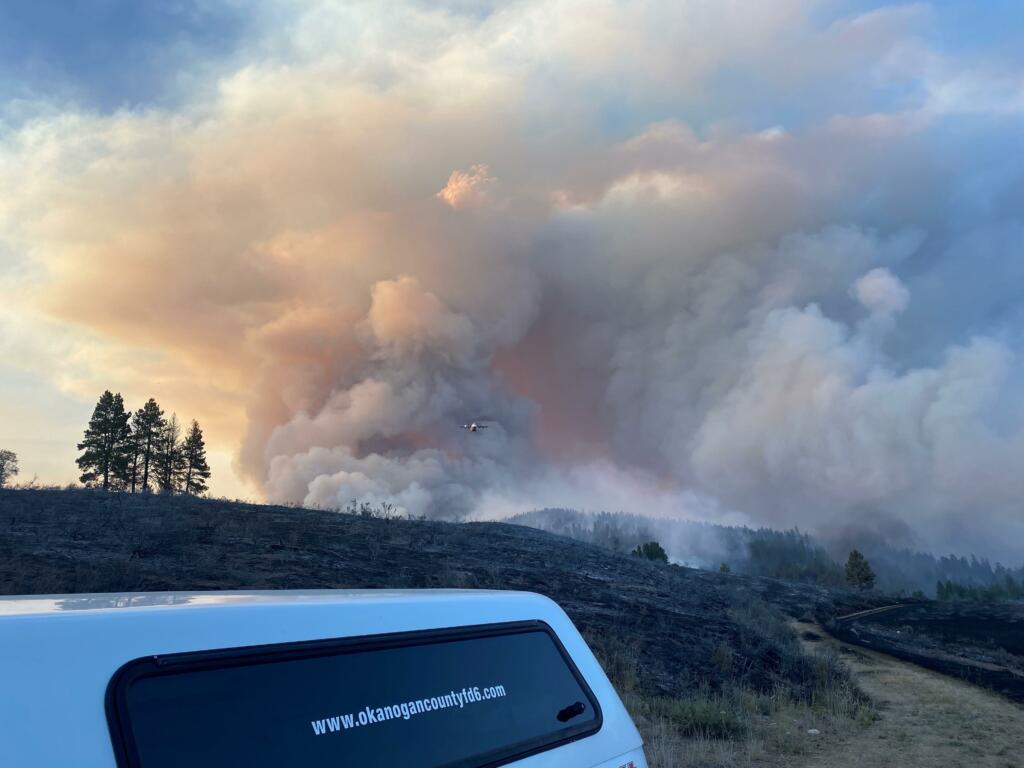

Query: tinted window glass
[108,622,601,768]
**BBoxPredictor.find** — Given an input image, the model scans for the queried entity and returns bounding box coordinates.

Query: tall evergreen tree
[124,425,142,493]
[845,549,877,591]
[132,399,165,492]
[180,420,212,495]
[154,414,184,493]
[76,391,131,490]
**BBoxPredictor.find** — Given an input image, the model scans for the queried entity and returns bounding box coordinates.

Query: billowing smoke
[3,1,1024,561]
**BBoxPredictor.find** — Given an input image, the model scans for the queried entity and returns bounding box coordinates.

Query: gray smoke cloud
[3,1,1024,562]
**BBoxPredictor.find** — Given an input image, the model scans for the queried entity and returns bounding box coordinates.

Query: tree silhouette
[845,549,876,590]
[180,420,212,495]
[76,391,131,490]
[0,449,18,487]
[154,413,184,493]
[125,427,142,493]
[132,399,165,492]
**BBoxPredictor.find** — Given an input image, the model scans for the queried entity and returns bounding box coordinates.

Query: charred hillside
[1,488,887,699]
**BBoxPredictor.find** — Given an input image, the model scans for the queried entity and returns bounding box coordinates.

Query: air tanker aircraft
[460,421,490,433]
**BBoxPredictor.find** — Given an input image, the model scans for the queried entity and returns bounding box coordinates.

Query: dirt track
[795,622,1024,768]
[831,601,1024,703]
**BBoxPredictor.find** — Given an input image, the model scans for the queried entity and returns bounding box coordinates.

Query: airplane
[459,421,490,433]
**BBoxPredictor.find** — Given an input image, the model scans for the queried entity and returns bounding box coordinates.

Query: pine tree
[154,414,184,493]
[124,425,142,493]
[132,399,165,492]
[180,420,212,495]
[845,549,876,590]
[76,391,131,490]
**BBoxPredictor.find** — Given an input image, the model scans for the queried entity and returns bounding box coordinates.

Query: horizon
[3,1,1024,564]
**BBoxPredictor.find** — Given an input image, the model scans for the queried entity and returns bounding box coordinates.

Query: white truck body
[0,589,647,768]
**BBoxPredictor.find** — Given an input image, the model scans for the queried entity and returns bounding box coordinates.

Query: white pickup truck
[0,589,648,768]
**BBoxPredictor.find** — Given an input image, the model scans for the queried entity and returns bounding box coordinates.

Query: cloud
[852,267,910,315]
[437,164,496,209]
[3,1,1024,561]
[691,304,1024,557]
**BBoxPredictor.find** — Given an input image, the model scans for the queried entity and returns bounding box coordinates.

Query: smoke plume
[2,1,1024,561]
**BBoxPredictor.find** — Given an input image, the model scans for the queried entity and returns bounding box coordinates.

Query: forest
[508,508,1024,598]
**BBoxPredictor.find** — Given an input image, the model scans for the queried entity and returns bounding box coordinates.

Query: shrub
[0,449,18,487]
[637,692,748,740]
[632,541,669,563]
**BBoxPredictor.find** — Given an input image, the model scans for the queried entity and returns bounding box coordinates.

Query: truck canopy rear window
[106,621,602,768]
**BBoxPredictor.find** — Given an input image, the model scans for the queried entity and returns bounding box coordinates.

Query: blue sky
[0,0,248,118]
[1,1,1019,128]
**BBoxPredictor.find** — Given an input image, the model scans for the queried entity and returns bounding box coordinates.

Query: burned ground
[0,488,887,700]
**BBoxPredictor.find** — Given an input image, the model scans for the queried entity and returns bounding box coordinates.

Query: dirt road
[795,622,1024,768]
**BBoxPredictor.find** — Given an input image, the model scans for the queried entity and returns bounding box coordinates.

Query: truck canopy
[0,590,645,768]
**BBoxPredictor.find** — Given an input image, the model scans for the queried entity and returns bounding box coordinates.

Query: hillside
[6,488,1024,767]
[1,488,882,699]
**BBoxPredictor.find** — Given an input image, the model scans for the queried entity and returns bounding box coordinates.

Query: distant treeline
[937,576,1024,602]
[507,508,1024,597]
[506,508,844,584]
[858,544,1024,599]
[76,391,211,495]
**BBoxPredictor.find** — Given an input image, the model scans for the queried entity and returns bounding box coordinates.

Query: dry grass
[587,600,877,767]
[617,669,875,767]
[618,620,1024,768]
